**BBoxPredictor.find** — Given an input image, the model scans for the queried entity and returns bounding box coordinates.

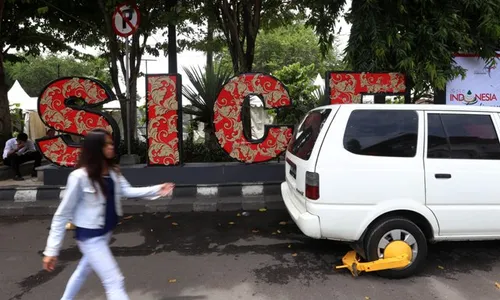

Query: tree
[213,0,295,74]
[216,22,345,77]
[182,64,232,149]
[0,0,72,151]
[5,55,110,97]
[344,0,500,102]
[42,0,198,147]
[253,23,344,76]
[212,0,346,74]
[273,63,319,125]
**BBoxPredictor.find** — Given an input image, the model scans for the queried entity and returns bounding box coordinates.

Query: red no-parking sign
[112,4,141,37]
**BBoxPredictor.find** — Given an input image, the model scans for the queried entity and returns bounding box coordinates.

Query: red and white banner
[446,54,500,107]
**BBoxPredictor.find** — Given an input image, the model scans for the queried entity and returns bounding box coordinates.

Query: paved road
[1,210,499,300]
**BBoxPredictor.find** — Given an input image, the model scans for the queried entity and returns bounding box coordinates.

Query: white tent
[314,73,325,90]
[7,80,38,111]
[103,98,147,109]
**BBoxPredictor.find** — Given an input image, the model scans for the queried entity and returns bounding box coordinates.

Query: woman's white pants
[60,233,129,300]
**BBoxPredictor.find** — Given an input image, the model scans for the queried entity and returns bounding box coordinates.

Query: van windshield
[288,109,332,160]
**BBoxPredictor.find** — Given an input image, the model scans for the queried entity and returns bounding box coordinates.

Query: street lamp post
[142,58,156,76]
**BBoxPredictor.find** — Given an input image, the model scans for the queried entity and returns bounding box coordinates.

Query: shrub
[182,140,233,163]
[117,138,148,164]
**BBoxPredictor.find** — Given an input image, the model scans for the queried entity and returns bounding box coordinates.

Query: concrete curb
[0,183,282,202]
[0,183,286,216]
[0,196,286,216]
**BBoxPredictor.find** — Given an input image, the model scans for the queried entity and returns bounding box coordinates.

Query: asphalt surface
[1,210,499,300]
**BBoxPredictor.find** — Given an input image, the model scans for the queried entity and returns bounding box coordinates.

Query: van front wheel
[364,217,428,279]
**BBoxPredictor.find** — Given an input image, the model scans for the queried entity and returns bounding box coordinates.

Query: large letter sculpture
[326,72,408,104]
[36,77,120,167]
[146,74,182,165]
[213,73,294,163]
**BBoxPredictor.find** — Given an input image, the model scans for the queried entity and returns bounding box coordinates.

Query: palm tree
[182,64,232,149]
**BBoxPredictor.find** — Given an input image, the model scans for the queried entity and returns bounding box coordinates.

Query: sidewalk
[0,181,285,216]
[0,176,43,188]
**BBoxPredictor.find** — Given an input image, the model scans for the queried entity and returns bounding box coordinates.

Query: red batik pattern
[146,74,181,165]
[328,72,407,104]
[37,77,116,167]
[213,73,293,163]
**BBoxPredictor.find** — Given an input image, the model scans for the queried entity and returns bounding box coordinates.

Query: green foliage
[0,0,74,60]
[183,140,233,162]
[296,0,347,56]
[208,0,347,73]
[0,0,75,142]
[211,0,301,73]
[215,22,345,77]
[182,64,232,125]
[344,0,500,97]
[117,138,148,164]
[115,137,235,163]
[312,87,325,105]
[5,55,111,97]
[273,63,320,126]
[41,0,202,149]
[9,103,23,134]
[182,64,232,149]
[253,23,344,76]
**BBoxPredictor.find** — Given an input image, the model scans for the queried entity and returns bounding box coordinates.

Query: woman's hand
[159,183,175,197]
[43,256,58,272]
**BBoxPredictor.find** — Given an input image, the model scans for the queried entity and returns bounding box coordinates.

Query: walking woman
[42,129,174,299]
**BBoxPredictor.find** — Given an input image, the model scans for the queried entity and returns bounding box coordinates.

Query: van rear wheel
[364,217,428,279]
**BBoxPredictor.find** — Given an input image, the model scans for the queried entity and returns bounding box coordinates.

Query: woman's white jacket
[43,168,162,257]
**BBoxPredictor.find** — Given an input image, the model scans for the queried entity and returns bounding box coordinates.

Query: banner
[446,54,500,106]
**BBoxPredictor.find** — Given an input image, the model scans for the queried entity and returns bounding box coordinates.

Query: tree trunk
[241,0,260,72]
[216,0,261,74]
[167,0,178,74]
[0,51,13,155]
[0,0,11,155]
[434,88,446,105]
[204,125,218,150]
[206,9,214,75]
[0,0,4,33]
[0,0,12,150]
[128,76,138,140]
[168,23,177,73]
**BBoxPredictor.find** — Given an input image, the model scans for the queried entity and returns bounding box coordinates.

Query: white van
[281,104,500,278]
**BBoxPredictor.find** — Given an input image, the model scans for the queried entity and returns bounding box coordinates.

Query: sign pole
[112,3,140,164]
[125,35,131,155]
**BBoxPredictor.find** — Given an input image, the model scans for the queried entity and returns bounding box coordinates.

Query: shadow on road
[5,211,500,296]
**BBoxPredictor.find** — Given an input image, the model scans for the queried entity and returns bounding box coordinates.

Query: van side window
[427,114,451,158]
[427,113,500,159]
[343,110,418,157]
[288,109,332,160]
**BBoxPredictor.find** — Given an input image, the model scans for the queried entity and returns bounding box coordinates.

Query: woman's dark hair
[76,129,116,193]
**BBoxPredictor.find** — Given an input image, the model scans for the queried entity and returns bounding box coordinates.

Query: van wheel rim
[377,229,418,263]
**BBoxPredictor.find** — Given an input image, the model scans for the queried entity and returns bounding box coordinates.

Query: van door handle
[435,173,451,179]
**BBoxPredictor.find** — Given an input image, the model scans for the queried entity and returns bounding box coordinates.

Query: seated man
[45,128,55,138]
[3,133,42,181]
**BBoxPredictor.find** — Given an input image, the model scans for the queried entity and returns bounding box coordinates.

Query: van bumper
[281,182,321,239]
